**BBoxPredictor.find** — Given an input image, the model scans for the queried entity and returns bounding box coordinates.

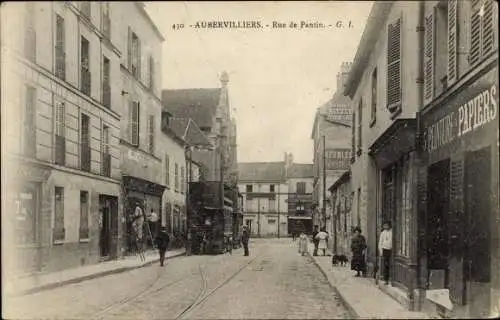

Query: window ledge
[79,238,90,243]
[53,240,65,245]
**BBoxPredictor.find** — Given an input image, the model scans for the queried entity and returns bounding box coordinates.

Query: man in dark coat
[312,225,319,256]
[241,225,250,256]
[155,227,170,267]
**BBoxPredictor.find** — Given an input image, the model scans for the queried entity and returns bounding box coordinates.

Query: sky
[145,1,372,164]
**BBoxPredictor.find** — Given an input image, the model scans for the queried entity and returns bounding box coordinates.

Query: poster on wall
[325,149,352,170]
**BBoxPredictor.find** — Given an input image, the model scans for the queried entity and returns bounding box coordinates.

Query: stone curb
[307,252,360,319]
[13,251,186,297]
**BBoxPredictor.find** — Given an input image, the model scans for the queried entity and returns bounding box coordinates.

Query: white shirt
[379,229,393,252]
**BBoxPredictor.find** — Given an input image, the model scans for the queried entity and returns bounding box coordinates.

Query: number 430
[172,23,184,30]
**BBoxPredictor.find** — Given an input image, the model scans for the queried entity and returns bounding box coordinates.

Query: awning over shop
[368,119,417,169]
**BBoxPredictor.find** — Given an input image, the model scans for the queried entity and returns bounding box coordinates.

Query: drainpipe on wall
[414,0,425,311]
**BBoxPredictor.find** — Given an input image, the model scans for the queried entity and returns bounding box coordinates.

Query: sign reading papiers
[425,85,498,152]
[325,149,351,170]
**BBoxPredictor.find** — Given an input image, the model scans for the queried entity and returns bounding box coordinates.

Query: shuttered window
[55,102,65,136]
[351,112,356,161]
[423,11,435,104]
[148,115,154,153]
[387,17,402,112]
[175,163,179,191]
[357,98,362,154]
[164,154,170,186]
[447,0,458,84]
[180,166,185,193]
[129,101,139,146]
[470,0,496,66]
[370,68,377,125]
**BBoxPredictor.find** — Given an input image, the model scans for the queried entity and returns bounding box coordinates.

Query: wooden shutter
[447,0,458,85]
[481,0,495,57]
[469,0,482,66]
[56,102,65,136]
[127,27,132,70]
[423,11,435,105]
[137,38,142,81]
[351,112,356,157]
[148,115,154,153]
[357,98,362,151]
[387,17,402,112]
[164,154,170,186]
[181,166,185,193]
[448,154,466,305]
[130,101,139,146]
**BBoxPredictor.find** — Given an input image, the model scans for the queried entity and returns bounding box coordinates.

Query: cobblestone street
[5,239,351,320]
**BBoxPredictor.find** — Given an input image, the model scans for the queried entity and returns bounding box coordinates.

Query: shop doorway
[426,159,450,289]
[99,195,118,260]
[464,147,491,317]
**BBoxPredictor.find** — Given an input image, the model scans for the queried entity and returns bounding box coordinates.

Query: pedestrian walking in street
[298,231,308,256]
[315,227,329,256]
[132,204,146,261]
[378,221,393,285]
[155,226,170,267]
[242,225,250,256]
[351,226,367,277]
[312,225,319,256]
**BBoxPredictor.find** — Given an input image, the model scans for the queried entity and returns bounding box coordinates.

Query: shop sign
[325,149,351,170]
[424,84,498,153]
[327,104,352,123]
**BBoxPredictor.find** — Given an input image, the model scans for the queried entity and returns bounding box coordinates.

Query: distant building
[311,62,353,241]
[238,153,314,237]
[328,171,352,257]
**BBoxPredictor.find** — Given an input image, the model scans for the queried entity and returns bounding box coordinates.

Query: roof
[238,162,286,182]
[287,163,313,179]
[168,118,211,147]
[162,89,221,130]
[344,2,393,98]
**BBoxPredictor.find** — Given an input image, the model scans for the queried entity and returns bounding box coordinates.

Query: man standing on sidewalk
[155,227,170,267]
[378,221,393,285]
[312,225,319,256]
[241,225,250,256]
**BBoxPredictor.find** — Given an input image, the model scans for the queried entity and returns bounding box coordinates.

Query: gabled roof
[162,89,221,130]
[238,162,286,182]
[287,163,314,179]
[169,118,211,147]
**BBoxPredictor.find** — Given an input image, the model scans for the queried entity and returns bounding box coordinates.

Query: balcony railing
[102,14,111,39]
[55,134,65,165]
[80,68,91,96]
[55,45,66,80]
[102,82,111,108]
[101,152,111,177]
[24,29,36,62]
[23,124,36,157]
[81,143,91,172]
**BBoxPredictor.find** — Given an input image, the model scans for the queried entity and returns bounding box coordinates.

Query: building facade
[417,0,498,317]
[311,62,353,242]
[2,1,123,274]
[328,171,353,258]
[117,1,165,253]
[344,0,422,310]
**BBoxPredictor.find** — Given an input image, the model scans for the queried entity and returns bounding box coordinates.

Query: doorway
[464,147,491,317]
[99,195,118,260]
[426,159,450,289]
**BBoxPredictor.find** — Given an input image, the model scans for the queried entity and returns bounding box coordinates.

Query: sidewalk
[308,246,428,319]
[4,248,185,297]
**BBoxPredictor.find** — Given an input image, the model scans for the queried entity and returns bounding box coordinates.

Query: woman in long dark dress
[351,227,367,277]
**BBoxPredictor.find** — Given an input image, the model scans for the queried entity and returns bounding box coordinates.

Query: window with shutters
[101,125,110,177]
[387,17,402,113]
[351,112,356,162]
[296,182,306,194]
[102,56,111,108]
[101,2,111,39]
[423,10,435,104]
[435,2,450,97]
[148,55,154,91]
[357,98,362,156]
[148,115,154,154]
[175,163,179,192]
[469,0,496,67]
[180,166,185,193]
[129,101,139,146]
[55,14,65,80]
[24,85,36,157]
[164,154,170,186]
[447,0,458,85]
[370,68,377,126]
[79,191,89,241]
[55,101,66,165]
[54,186,65,243]
[128,29,141,79]
[24,3,36,62]
[80,37,91,96]
[80,114,90,172]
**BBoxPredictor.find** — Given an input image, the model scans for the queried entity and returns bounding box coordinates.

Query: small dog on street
[332,254,349,266]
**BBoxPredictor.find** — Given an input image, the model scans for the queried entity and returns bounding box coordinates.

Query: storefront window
[398,157,411,257]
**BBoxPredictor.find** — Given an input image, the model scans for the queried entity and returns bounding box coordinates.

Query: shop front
[369,118,419,308]
[419,66,499,318]
[122,176,165,253]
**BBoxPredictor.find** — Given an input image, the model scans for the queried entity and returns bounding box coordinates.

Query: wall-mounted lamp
[121,90,129,96]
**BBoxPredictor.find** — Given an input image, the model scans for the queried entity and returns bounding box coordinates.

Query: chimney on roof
[336,61,352,93]
[220,71,229,88]
[284,152,294,178]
